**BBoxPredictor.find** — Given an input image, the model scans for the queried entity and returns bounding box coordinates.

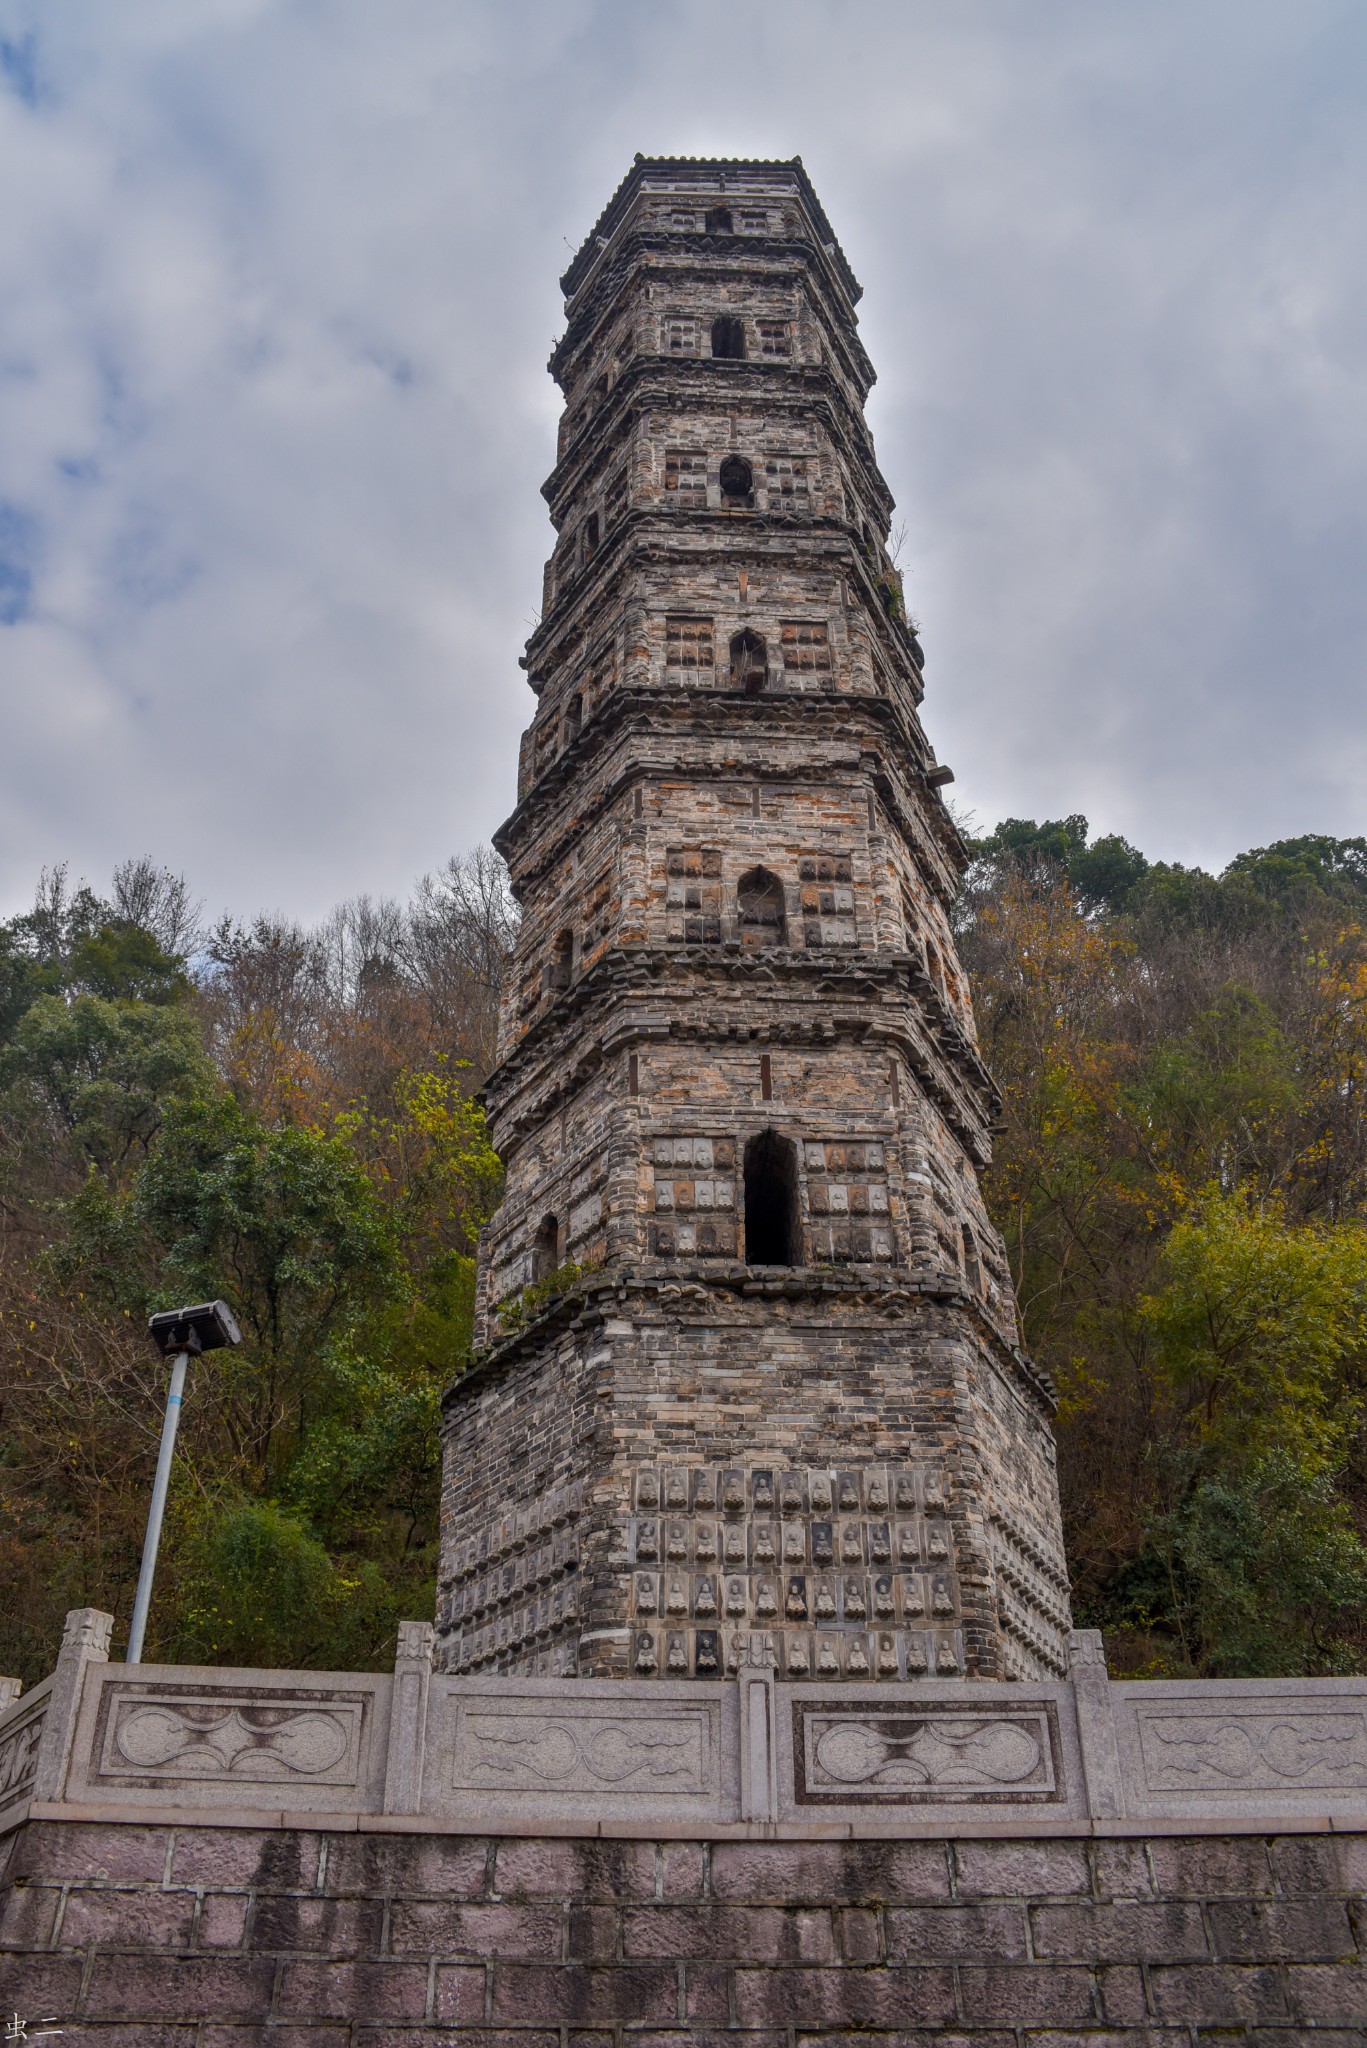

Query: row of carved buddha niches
[624,1461,965,1681]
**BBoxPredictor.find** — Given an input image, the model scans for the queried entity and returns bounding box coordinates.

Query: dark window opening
[711,315,746,360]
[705,205,734,235]
[737,866,786,948]
[583,513,599,559]
[744,1131,800,1266]
[760,1053,772,1102]
[532,1213,561,1282]
[564,692,582,744]
[719,454,754,504]
[628,1052,639,1096]
[551,928,574,989]
[729,628,767,693]
[961,1223,982,1295]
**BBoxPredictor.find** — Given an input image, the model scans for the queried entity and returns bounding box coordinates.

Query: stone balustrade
[5,1615,1367,1843]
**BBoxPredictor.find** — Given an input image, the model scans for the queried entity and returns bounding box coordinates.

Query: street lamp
[125,1299,242,1665]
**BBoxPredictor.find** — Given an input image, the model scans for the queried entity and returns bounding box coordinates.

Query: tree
[0,846,510,1682]
[131,1093,403,1485]
[67,923,190,1005]
[111,857,204,959]
[1131,1192,1367,1674]
[3,994,211,1177]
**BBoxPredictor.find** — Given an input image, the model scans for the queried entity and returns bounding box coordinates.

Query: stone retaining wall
[5,1613,1367,2037]
[4,1817,1366,2041]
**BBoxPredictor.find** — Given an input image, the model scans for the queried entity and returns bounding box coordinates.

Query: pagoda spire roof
[559,154,861,306]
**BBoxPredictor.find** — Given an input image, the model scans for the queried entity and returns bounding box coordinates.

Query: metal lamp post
[125,1299,242,1665]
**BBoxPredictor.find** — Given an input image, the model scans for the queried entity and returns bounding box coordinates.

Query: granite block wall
[4,1819,1365,2042]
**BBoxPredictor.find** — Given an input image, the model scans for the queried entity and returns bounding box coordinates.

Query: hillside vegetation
[0,855,509,1682]
[959,820,1367,1677]
[1,824,1365,1684]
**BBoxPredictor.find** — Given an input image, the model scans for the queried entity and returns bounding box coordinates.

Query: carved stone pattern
[395,1620,435,1664]
[441,1480,584,1677]
[445,1479,584,1583]
[452,1703,714,1796]
[1137,1707,1367,1793]
[62,1607,114,1656]
[1067,1627,1107,1670]
[0,1701,46,1804]
[989,1506,1070,1679]
[449,1580,583,1678]
[795,1700,1062,1805]
[93,1686,369,1788]
[627,1463,963,1683]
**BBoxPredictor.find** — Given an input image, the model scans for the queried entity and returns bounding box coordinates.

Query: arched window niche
[532,1212,561,1283]
[719,453,753,505]
[729,628,767,694]
[744,1131,800,1266]
[737,866,786,948]
[711,315,746,360]
[705,205,734,235]
[550,928,574,989]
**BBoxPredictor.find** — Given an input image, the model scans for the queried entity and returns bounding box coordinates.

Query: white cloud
[0,0,1364,924]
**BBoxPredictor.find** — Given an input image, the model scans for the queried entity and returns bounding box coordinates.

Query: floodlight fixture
[126,1299,242,1663]
[147,1299,242,1358]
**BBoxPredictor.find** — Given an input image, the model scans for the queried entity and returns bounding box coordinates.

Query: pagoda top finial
[559,155,861,309]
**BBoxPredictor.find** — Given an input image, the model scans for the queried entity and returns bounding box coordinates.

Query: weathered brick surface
[435,152,1071,1691]
[953,1837,1090,1896]
[709,1838,952,1903]
[1030,1899,1210,1962]
[170,1824,318,1890]
[5,1817,1365,2039]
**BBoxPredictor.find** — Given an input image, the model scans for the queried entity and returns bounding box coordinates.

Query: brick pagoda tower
[436,157,1070,1687]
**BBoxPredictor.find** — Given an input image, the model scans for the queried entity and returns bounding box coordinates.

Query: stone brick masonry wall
[5,1818,1366,2042]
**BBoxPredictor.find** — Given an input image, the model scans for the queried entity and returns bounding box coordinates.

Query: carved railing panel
[6,1613,1367,1838]
[63,1667,391,1814]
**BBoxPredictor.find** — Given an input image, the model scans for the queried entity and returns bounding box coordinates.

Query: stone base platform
[5,1815,1366,2042]
[3,1613,1367,2038]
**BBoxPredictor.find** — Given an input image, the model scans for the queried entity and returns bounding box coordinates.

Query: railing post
[1068,1627,1124,1821]
[383,1620,435,1815]
[31,1607,113,1805]
[738,1645,778,1823]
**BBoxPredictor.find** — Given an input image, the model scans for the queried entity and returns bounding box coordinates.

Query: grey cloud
[0,0,1364,924]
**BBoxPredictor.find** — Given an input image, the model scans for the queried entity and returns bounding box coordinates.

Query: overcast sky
[1,1,1364,926]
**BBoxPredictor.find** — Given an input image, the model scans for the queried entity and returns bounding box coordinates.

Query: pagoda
[435,157,1071,1687]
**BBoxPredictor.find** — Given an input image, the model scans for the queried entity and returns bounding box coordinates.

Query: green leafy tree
[168,1498,390,1669]
[1141,1190,1367,1473]
[3,994,212,1176]
[1129,988,1302,1196]
[132,1093,404,1484]
[1093,1192,1367,1675]
[67,921,190,1005]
